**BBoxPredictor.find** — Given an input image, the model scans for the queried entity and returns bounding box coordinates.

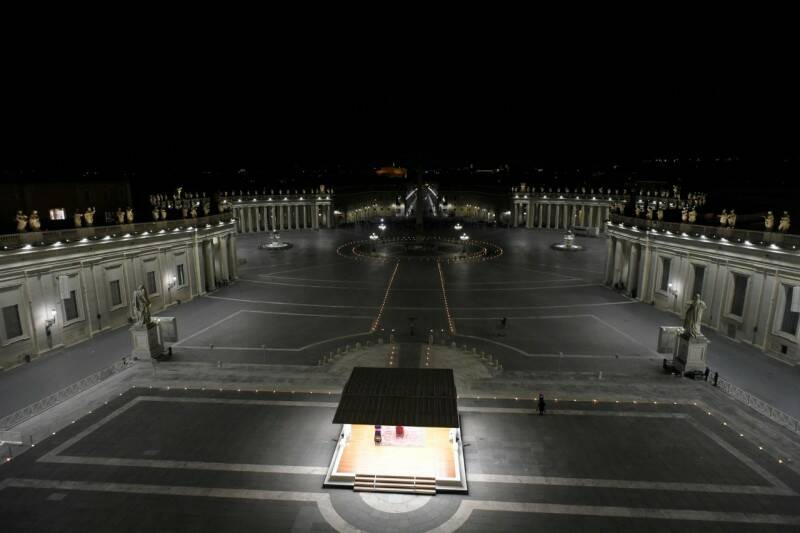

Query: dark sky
[2,24,797,170]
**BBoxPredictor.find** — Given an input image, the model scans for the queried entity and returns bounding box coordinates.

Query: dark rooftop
[332,367,459,428]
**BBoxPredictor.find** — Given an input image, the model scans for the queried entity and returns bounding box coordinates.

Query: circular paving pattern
[337,235,503,263]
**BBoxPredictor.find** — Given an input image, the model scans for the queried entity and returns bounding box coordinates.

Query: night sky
[2,26,798,183]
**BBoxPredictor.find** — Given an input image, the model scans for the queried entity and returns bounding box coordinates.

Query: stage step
[354,474,436,495]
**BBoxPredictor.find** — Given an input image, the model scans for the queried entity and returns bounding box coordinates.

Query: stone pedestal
[674,333,709,373]
[657,326,684,354]
[130,322,162,358]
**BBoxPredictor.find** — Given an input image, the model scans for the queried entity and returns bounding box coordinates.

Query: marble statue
[73,211,83,227]
[190,205,197,218]
[727,210,736,228]
[115,208,125,224]
[181,206,189,218]
[29,210,41,231]
[683,294,707,337]
[125,207,134,224]
[681,208,688,223]
[646,207,654,220]
[718,209,728,226]
[657,208,664,221]
[688,208,697,224]
[15,211,28,232]
[160,208,167,220]
[131,284,152,327]
[779,212,791,233]
[84,207,95,226]
[152,208,160,221]
[764,211,775,231]
[635,206,642,217]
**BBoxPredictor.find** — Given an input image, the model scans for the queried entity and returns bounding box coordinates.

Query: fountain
[259,230,292,250]
[550,230,584,251]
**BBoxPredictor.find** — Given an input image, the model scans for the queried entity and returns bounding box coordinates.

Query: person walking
[498,316,507,336]
[538,393,546,416]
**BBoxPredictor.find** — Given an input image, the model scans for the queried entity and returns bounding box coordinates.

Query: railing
[0,359,133,431]
[0,214,234,248]
[609,214,800,249]
[717,378,800,436]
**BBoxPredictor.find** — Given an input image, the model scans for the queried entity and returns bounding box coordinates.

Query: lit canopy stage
[324,367,468,494]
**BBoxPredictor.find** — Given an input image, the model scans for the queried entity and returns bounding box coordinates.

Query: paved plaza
[2,226,800,531]
[2,387,800,531]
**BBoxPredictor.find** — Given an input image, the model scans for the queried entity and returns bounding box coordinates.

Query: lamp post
[378,223,386,242]
[454,223,463,231]
[460,233,469,252]
[369,232,378,252]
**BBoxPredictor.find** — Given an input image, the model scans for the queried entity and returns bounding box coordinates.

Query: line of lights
[437,260,456,335]
[3,219,237,253]
[371,261,399,332]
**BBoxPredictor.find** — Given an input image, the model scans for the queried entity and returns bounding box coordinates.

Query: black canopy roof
[332,367,459,428]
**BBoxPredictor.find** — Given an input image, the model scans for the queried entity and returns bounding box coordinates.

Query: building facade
[605,216,800,363]
[0,215,237,368]
[511,190,627,232]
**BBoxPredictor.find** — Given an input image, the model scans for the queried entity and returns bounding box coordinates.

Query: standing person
[538,393,546,416]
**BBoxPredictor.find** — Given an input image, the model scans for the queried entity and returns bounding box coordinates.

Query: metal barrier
[718,378,800,436]
[0,360,132,430]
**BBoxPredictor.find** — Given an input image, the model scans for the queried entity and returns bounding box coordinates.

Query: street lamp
[454,223,463,231]
[369,232,378,252]
[460,233,469,252]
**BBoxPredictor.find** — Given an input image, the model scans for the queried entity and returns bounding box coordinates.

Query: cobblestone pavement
[2,225,800,531]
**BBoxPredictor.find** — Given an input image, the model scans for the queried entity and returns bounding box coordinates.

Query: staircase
[354,474,436,495]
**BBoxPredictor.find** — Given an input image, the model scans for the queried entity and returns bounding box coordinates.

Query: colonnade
[512,200,610,231]
[198,233,238,293]
[232,202,333,233]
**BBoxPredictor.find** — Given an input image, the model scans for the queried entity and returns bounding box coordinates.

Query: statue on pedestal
[125,207,134,224]
[727,210,736,228]
[73,210,83,227]
[683,294,707,337]
[718,209,728,226]
[779,212,791,233]
[190,205,197,218]
[29,210,41,231]
[84,207,95,226]
[15,211,28,232]
[657,208,664,221]
[160,207,167,220]
[152,207,160,221]
[681,208,688,223]
[688,208,697,224]
[115,208,125,224]
[181,206,189,218]
[764,211,774,231]
[646,206,654,220]
[131,284,152,327]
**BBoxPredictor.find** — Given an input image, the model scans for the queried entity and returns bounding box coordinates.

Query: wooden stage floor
[335,424,456,479]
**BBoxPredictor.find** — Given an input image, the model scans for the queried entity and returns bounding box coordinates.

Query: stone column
[512,203,518,227]
[327,205,332,228]
[612,238,625,287]
[203,239,216,292]
[626,242,640,297]
[604,236,615,285]
[546,204,551,229]
[219,234,230,282]
[312,204,318,230]
[279,205,284,230]
[537,203,543,228]
[228,233,238,279]
[563,204,569,228]
[302,205,307,229]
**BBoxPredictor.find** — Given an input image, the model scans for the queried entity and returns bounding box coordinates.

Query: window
[693,265,706,298]
[729,273,748,317]
[63,290,79,321]
[778,285,800,335]
[176,264,186,287]
[659,257,671,292]
[49,208,66,220]
[2,304,23,340]
[146,271,157,295]
[109,280,122,307]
